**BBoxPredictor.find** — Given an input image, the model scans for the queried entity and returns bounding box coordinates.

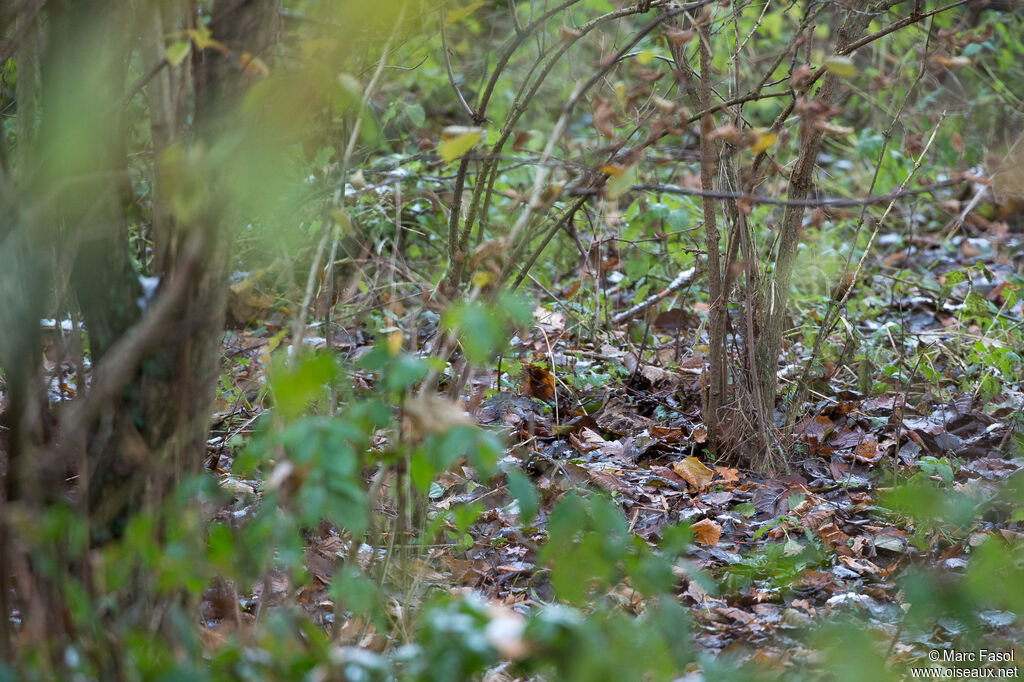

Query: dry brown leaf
[714,466,739,484]
[591,95,616,139]
[692,518,721,546]
[796,414,834,445]
[853,437,879,462]
[691,424,708,443]
[570,427,606,453]
[673,456,715,491]
[521,363,555,401]
[665,28,696,46]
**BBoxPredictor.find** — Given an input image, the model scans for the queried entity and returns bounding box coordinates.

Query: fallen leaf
[692,518,721,546]
[714,466,739,484]
[521,363,555,401]
[672,456,715,491]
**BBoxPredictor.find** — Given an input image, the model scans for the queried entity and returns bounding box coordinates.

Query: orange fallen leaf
[672,456,715,491]
[714,466,739,484]
[691,424,708,443]
[854,437,879,462]
[692,518,721,546]
[521,364,555,401]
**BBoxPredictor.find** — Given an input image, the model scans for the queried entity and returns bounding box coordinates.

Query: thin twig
[439,7,476,121]
[628,179,957,208]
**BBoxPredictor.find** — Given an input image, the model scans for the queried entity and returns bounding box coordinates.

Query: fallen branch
[611,267,696,325]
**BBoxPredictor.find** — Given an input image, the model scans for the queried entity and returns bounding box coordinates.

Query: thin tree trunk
[753,0,888,440]
[697,10,727,447]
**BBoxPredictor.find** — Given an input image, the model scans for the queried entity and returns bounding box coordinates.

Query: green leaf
[165,41,191,67]
[407,103,426,128]
[385,354,428,392]
[442,302,503,363]
[733,502,756,518]
[506,470,538,525]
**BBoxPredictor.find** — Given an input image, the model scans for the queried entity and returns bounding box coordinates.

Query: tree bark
[753,0,884,439]
[696,11,728,448]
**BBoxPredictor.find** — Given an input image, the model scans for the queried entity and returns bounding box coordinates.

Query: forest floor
[202,203,1023,674]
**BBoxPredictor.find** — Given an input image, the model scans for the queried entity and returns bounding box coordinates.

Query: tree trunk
[0,0,279,665]
[753,0,888,444]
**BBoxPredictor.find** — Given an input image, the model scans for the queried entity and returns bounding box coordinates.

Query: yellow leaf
[750,131,777,154]
[239,52,270,77]
[471,270,495,288]
[438,130,482,163]
[387,330,404,355]
[165,41,191,67]
[446,1,484,24]
[614,81,627,109]
[187,26,227,53]
[692,518,721,546]
[822,55,858,78]
[604,164,636,200]
[635,51,655,65]
[672,456,714,491]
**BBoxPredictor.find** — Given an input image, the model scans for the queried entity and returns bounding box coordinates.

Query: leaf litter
[199,198,1024,674]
